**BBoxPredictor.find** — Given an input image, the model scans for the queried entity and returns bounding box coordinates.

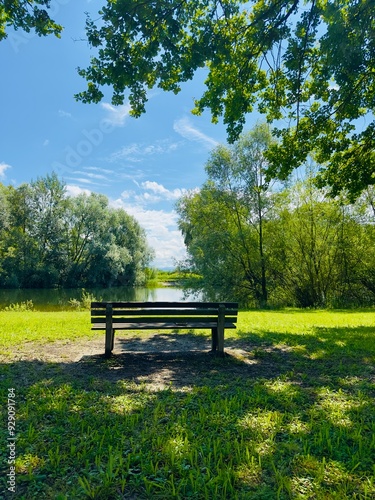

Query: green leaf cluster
[0,0,62,41]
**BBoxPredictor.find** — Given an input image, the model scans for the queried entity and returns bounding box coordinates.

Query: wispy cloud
[83,166,114,174]
[58,109,72,118]
[109,140,180,163]
[85,173,109,180]
[0,162,11,178]
[43,139,49,147]
[66,177,100,185]
[173,116,219,149]
[65,185,92,197]
[66,165,115,188]
[101,102,131,127]
[110,144,142,163]
[117,169,147,181]
[73,170,108,181]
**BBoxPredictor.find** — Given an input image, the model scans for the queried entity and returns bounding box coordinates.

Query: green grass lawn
[0,311,91,351]
[1,309,374,499]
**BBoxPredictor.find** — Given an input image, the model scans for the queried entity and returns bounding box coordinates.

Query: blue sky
[0,0,258,268]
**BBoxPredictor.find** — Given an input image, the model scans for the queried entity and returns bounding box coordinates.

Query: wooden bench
[91,301,239,357]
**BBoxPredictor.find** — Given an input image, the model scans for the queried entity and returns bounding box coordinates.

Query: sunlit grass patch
[0,311,93,348]
[238,409,284,445]
[314,387,364,427]
[15,453,45,475]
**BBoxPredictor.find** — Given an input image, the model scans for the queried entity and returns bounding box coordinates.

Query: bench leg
[211,327,218,351]
[105,304,113,358]
[105,327,113,358]
[217,304,225,357]
[217,329,225,356]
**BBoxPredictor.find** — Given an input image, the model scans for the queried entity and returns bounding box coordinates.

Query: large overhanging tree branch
[0,1,62,40]
[75,0,375,198]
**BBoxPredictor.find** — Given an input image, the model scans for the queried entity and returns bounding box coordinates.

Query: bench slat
[92,321,237,330]
[91,316,237,324]
[91,301,238,309]
[91,308,236,317]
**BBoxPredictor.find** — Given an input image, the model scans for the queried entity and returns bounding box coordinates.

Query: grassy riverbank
[1,309,374,498]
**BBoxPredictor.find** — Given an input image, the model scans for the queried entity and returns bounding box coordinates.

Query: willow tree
[76,0,375,199]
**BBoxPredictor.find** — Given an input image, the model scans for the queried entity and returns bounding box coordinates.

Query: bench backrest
[91,301,238,327]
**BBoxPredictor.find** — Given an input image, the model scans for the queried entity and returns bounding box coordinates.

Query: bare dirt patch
[8,332,218,362]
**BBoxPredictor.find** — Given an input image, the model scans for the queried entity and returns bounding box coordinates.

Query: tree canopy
[0,1,62,41]
[75,0,375,199]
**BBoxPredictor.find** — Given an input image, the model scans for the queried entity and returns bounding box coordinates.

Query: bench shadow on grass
[1,326,374,498]
[5,324,374,389]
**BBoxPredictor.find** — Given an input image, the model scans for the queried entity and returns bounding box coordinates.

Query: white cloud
[43,139,49,147]
[66,177,96,185]
[120,180,187,205]
[101,102,131,127]
[111,198,186,268]
[141,181,186,201]
[0,162,11,178]
[65,184,92,197]
[173,117,219,149]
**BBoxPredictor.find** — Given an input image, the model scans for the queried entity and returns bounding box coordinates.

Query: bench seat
[91,301,238,357]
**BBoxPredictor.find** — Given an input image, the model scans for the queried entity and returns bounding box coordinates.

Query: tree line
[177,125,375,308]
[0,173,153,289]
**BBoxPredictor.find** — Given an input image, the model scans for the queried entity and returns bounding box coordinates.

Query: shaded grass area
[0,310,375,498]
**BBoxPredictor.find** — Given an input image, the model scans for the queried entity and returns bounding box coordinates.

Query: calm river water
[0,286,197,311]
